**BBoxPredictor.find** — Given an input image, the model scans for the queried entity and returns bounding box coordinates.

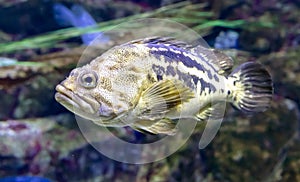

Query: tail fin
[229,62,273,113]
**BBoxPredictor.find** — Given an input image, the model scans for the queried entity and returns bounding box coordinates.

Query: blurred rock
[259,47,300,103]
[0,61,53,90]
[239,27,283,54]
[0,115,87,177]
[281,139,300,182]
[210,0,300,54]
[0,72,66,119]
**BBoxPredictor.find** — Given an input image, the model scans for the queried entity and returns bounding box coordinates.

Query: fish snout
[58,79,76,92]
[54,84,72,103]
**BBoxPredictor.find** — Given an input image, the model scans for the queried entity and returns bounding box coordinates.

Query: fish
[53,3,110,45]
[55,37,273,135]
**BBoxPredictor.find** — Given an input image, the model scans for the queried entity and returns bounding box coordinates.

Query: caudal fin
[229,62,273,113]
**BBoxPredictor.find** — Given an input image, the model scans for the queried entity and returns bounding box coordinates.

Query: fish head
[55,64,125,125]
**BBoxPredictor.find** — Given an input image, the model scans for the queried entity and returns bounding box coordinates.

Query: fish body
[55,37,273,135]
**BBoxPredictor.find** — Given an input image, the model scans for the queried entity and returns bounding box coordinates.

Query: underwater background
[0,0,299,181]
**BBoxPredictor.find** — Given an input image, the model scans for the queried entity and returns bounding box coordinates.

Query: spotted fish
[55,37,273,135]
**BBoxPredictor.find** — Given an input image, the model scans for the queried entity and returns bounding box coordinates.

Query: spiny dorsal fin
[128,37,193,49]
[190,45,234,75]
[133,79,194,120]
[129,37,234,75]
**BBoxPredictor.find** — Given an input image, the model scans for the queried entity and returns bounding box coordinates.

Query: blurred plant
[53,3,110,45]
[0,0,28,8]
[0,1,274,54]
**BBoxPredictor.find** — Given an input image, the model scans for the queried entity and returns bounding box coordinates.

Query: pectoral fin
[134,79,194,120]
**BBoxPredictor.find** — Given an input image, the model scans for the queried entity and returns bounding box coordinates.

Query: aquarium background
[0,0,299,181]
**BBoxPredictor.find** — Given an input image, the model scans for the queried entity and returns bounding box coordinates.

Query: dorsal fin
[190,45,234,75]
[128,37,193,49]
[129,37,234,75]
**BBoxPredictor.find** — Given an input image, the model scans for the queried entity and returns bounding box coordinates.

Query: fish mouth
[55,84,101,121]
[55,84,119,125]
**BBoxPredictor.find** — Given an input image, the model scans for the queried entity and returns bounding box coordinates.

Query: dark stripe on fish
[152,64,165,76]
[148,44,217,94]
[151,63,196,89]
[148,44,215,80]
[152,64,165,81]
[191,75,216,94]
[166,65,176,76]
[158,65,217,94]
[214,74,219,82]
[175,67,217,94]
[148,44,204,71]
[175,68,194,89]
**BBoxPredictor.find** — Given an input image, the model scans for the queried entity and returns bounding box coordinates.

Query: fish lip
[55,84,114,123]
[55,84,123,126]
[55,92,82,113]
[55,84,98,114]
[55,84,81,111]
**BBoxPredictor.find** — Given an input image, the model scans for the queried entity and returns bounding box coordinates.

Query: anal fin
[196,102,226,149]
[196,104,214,121]
[132,118,178,135]
[131,125,156,135]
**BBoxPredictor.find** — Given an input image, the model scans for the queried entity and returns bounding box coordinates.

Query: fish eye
[78,71,98,88]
